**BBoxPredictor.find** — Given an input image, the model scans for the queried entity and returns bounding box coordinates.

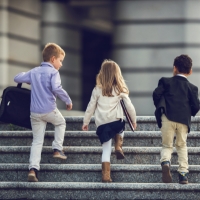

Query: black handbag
[0,83,31,129]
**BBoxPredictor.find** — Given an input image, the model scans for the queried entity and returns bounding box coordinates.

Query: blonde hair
[96,59,129,96]
[42,43,65,62]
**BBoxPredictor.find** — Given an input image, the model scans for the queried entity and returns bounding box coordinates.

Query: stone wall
[1,0,200,115]
[0,0,41,94]
[41,0,82,110]
[113,0,200,115]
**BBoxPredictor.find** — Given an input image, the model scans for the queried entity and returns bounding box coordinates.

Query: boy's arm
[190,86,200,116]
[14,71,31,84]
[152,78,165,107]
[51,71,72,105]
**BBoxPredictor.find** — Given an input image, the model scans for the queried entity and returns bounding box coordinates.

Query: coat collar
[40,62,54,68]
[174,75,188,81]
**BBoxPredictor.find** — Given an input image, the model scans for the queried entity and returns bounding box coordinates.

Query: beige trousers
[29,108,66,170]
[160,114,188,173]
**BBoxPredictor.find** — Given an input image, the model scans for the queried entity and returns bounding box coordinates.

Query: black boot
[179,172,188,184]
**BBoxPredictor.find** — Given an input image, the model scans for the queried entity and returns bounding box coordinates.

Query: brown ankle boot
[115,134,125,159]
[102,162,112,182]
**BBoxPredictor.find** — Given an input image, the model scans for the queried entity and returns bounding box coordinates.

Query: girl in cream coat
[82,59,137,182]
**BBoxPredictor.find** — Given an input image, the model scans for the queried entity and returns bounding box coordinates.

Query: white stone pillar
[113,0,200,115]
[42,1,82,110]
[0,0,9,93]
[0,0,41,94]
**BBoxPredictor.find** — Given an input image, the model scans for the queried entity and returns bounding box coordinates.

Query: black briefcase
[0,83,31,129]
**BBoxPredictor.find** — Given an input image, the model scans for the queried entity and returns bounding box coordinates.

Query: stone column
[0,0,41,95]
[113,0,200,115]
[0,0,9,94]
[41,0,82,110]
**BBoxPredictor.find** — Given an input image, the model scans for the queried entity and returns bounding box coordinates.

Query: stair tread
[1,130,200,137]
[0,182,200,190]
[0,163,199,171]
[0,146,200,153]
[1,116,200,122]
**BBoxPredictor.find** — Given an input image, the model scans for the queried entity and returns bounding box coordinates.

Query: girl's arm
[82,87,99,130]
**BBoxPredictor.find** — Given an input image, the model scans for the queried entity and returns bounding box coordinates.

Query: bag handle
[17,83,22,88]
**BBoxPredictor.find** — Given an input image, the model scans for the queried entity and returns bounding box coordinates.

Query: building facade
[1,0,200,115]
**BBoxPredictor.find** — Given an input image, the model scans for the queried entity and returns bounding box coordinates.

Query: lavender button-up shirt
[14,62,72,114]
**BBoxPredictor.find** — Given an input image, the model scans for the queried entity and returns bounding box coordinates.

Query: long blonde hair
[96,59,129,96]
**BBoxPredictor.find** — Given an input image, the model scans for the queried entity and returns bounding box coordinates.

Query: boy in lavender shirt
[14,43,72,182]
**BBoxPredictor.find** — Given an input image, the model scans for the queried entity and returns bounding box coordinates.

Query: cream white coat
[83,86,136,127]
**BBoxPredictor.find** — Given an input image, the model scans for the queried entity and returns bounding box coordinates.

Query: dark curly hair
[173,54,192,74]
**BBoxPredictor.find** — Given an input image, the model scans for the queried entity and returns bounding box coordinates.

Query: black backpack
[0,83,31,129]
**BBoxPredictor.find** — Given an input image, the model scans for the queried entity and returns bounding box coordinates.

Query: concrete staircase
[0,116,200,199]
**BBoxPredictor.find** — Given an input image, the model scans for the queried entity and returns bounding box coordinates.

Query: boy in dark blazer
[153,54,200,184]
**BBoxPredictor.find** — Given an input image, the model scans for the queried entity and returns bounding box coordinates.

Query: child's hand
[66,103,73,110]
[82,124,88,131]
[132,123,137,130]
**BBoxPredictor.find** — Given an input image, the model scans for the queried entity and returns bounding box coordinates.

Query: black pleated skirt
[96,120,125,144]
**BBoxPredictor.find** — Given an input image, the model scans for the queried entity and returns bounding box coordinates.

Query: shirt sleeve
[83,87,99,125]
[190,85,200,116]
[14,71,31,84]
[51,71,72,105]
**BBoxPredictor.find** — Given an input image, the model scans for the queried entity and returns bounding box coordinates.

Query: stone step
[0,164,199,183]
[0,182,200,199]
[0,131,200,147]
[0,116,200,131]
[0,146,200,165]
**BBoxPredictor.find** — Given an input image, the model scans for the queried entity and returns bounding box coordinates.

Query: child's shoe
[114,134,125,159]
[53,149,67,160]
[102,162,112,183]
[161,161,172,183]
[28,168,38,182]
[179,172,188,184]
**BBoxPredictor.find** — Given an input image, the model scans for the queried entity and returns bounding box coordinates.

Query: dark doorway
[81,29,112,110]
